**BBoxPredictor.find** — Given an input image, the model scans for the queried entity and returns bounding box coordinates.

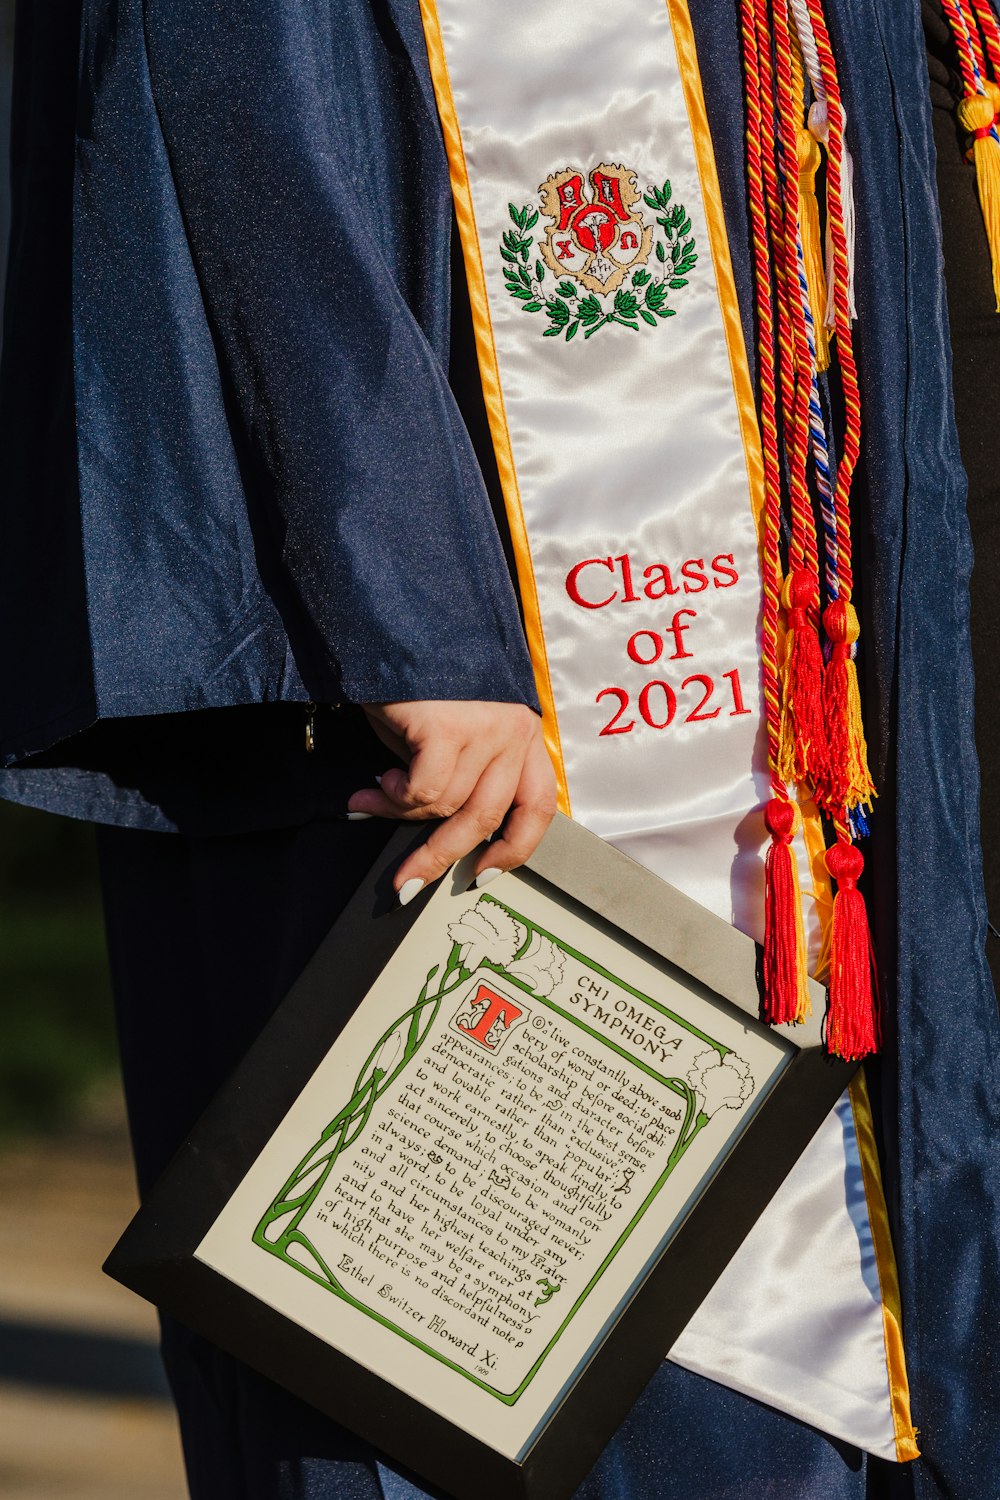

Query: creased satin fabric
[432,0,780,942]
[421,0,907,1459]
[669,1091,898,1458]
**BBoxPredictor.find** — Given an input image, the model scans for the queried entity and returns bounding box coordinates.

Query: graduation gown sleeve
[138,0,538,709]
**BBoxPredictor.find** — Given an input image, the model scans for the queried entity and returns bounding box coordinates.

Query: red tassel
[778,569,828,787]
[824,840,879,1059]
[763,797,810,1024]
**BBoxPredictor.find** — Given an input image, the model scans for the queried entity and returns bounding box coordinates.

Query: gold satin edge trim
[664,0,834,953]
[417,0,571,814]
[848,1072,921,1462]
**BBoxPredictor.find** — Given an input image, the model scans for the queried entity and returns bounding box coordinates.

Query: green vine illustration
[251,901,551,1285]
[501,179,698,341]
[252,945,469,1284]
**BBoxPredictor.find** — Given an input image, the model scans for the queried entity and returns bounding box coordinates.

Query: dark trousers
[99,814,402,1500]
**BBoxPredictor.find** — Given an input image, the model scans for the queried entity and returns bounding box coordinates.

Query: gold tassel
[797,127,831,371]
[843,652,876,812]
[777,590,799,786]
[821,599,876,815]
[777,629,797,786]
[958,90,1000,312]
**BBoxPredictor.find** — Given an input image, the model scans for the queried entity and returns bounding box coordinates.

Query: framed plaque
[106,813,852,1500]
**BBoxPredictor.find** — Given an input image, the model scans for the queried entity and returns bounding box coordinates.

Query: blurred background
[0,4,185,1493]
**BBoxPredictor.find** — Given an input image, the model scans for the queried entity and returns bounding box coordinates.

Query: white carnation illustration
[447,901,525,973]
[369,1028,403,1081]
[506,929,567,997]
[686,1048,754,1118]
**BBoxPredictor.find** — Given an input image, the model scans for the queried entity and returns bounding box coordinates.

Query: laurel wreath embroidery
[501,180,698,341]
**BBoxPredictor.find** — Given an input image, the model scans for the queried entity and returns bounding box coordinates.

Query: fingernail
[398,878,425,907]
[346,811,373,820]
[475,867,504,889]
[375,774,383,786]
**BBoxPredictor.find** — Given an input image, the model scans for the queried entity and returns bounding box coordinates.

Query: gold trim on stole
[848,1072,921,1461]
[417,0,570,812]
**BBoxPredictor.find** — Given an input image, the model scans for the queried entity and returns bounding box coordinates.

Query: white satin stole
[416,0,913,1462]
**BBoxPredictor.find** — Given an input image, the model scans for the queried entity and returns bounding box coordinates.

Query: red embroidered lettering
[566,557,617,609]
[594,665,753,737]
[616,553,641,603]
[597,688,635,735]
[711,553,740,588]
[723,668,752,716]
[680,558,709,593]
[642,564,680,600]
[627,630,663,666]
[666,609,697,659]
[681,675,721,722]
[639,680,677,729]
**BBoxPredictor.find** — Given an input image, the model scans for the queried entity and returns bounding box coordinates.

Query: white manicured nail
[346,811,373,820]
[398,878,425,907]
[475,867,504,889]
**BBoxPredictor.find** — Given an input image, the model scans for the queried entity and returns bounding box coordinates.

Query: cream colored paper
[197,865,788,1461]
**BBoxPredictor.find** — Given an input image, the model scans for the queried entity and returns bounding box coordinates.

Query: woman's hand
[347,701,557,902]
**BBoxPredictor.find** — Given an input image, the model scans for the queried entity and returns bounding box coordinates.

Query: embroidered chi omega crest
[501,163,698,340]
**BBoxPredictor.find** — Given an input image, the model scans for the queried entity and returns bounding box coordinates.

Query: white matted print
[196,866,790,1461]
